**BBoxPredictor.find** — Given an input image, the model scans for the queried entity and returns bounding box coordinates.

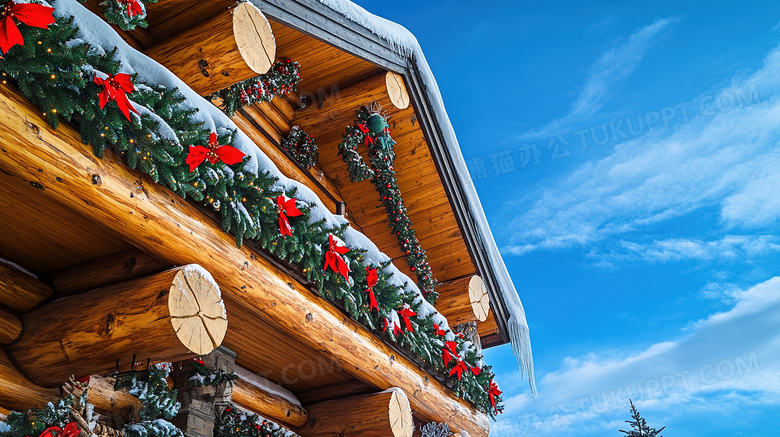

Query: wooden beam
[232,366,309,429]
[0,406,8,420]
[45,248,170,298]
[435,275,490,327]
[144,2,275,96]
[300,389,413,437]
[67,375,142,422]
[296,379,375,405]
[0,87,489,437]
[6,265,228,386]
[0,348,58,411]
[0,305,22,345]
[292,72,410,142]
[0,262,53,312]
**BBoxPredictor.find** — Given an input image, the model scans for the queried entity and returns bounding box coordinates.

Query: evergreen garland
[210,60,300,116]
[186,358,239,388]
[0,0,501,417]
[280,126,318,170]
[114,363,180,421]
[338,106,437,300]
[0,397,77,437]
[97,0,156,31]
[215,406,297,437]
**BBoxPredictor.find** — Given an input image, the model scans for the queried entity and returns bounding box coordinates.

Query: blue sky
[353,1,780,435]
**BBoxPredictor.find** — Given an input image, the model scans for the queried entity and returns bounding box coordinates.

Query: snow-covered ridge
[301,0,536,392]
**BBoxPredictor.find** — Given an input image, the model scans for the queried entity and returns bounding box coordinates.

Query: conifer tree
[619,400,665,437]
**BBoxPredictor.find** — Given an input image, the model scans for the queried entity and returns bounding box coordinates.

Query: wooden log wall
[0,87,489,437]
[0,348,58,411]
[145,2,276,96]
[45,248,170,298]
[6,265,227,386]
[300,389,414,437]
[0,262,52,312]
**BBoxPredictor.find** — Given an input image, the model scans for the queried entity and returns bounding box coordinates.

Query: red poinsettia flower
[365,266,379,312]
[94,73,139,122]
[276,195,302,238]
[187,132,245,172]
[118,0,143,18]
[323,233,350,281]
[38,422,80,437]
[0,1,55,55]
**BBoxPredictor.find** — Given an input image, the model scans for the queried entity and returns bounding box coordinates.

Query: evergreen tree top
[619,400,665,437]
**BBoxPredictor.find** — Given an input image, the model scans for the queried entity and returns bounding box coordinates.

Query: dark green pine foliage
[114,364,182,437]
[97,0,157,31]
[210,60,300,116]
[281,126,318,169]
[0,1,501,417]
[0,397,75,437]
[338,106,438,301]
[215,405,298,437]
[620,400,665,437]
[186,359,239,388]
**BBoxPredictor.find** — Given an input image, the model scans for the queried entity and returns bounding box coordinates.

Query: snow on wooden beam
[0,262,53,312]
[435,275,490,327]
[144,2,275,96]
[232,366,309,429]
[300,389,413,437]
[6,265,227,386]
[45,248,170,298]
[0,348,58,411]
[0,87,489,437]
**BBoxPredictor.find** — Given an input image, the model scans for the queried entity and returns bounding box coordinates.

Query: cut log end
[388,390,414,437]
[233,2,276,75]
[468,276,490,322]
[169,268,228,355]
[385,71,410,110]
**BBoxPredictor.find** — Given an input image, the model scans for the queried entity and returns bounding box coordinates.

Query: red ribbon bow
[118,0,143,18]
[398,304,417,333]
[0,1,55,54]
[323,234,350,281]
[38,422,81,437]
[442,340,458,368]
[383,317,402,336]
[276,195,302,238]
[93,73,139,122]
[449,360,469,380]
[488,380,502,414]
[357,122,374,146]
[365,266,379,312]
[433,323,446,336]
[186,132,246,172]
[471,365,482,376]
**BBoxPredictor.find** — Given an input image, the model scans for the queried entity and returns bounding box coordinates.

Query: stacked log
[6,265,227,386]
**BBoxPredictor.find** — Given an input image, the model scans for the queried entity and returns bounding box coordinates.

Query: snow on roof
[310,0,536,393]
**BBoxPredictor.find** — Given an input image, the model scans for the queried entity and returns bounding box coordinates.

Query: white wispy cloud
[520,17,676,139]
[588,234,780,266]
[489,277,780,436]
[503,43,780,256]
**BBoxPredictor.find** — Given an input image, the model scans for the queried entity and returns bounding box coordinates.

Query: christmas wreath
[281,126,318,170]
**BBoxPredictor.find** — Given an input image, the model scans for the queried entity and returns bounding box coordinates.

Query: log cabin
[0,1,534,436]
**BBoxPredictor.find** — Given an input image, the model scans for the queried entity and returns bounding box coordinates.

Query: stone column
[171,347,237,437]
